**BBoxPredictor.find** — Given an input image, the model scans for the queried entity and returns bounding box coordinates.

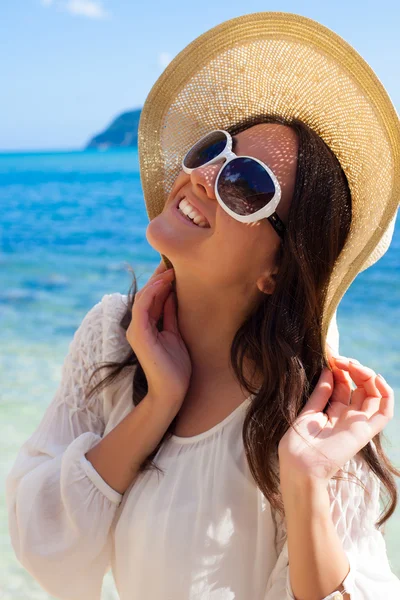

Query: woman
[6,12,400,600]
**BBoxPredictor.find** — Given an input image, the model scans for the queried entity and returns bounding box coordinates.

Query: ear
[256,266,279,295]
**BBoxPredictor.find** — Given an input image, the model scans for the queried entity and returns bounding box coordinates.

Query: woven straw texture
[137,12,400,363]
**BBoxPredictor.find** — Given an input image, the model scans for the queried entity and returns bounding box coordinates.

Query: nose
[189,159,225,200]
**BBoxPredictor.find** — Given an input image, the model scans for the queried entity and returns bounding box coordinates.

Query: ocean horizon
[1,147,400,598]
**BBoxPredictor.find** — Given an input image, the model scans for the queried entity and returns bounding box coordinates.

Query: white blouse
[5,292,400,600]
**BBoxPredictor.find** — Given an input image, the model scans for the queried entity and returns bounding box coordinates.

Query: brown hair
[84,113,400,530]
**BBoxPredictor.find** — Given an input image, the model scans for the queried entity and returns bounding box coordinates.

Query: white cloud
[40,0,110,19]
[159,52,172,69]
[64,0,110,19]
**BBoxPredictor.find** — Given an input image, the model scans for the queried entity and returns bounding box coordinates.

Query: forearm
[85,394,175,495]
[281,473,351,600]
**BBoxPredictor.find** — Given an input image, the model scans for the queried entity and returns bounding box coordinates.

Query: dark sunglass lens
[217,157,275,215]
[183,131,227,169]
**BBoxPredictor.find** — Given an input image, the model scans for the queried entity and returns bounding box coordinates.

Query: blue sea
[1,148,400,598]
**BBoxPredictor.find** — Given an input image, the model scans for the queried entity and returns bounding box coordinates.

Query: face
[146,123,298,299]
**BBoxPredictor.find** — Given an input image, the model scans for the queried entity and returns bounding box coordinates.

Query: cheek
[229,224,278,283]
[216,209,245,243]
[221,205,269,239]
[215,210,266,262]
[165,173,187,207]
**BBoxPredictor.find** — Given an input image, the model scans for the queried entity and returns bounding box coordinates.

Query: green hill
[85,108,142,149]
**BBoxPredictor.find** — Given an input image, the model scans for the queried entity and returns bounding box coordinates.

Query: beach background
[1,1,399,599]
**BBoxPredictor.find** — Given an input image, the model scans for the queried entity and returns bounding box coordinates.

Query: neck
[172,268,263,393]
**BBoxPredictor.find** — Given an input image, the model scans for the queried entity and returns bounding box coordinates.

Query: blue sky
[1,0,398,151]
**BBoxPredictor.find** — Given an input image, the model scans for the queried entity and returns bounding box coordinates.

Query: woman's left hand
[277,345,394,486]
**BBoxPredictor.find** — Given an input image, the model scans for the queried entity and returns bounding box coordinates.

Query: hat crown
[138,12,400,364]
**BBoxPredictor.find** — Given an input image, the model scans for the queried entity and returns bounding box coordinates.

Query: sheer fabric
[6,293,400,599]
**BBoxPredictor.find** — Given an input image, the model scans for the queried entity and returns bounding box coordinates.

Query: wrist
[280,470,330,512]
[143,393,181,425]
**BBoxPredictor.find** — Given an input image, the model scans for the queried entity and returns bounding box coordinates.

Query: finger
[163,289,179,333]
[139,278,173,325]
[332,355,361,374]
[325,343,335,370]
[330,362,353,406]
[142,260,173,290]
[299,366,334,416]
[152,261,173,280]
[137,260,168,291]
[367,374,394,434]
[331,361,352,384]
[347,386,367,411]
[154,259,169,275]
[324,347,352,406]
[128,279,165,344]
[325,346,353,397]
[371,374,394,418]
[151,268,175,284]
[361,393,382,419]
[325,343,342,370]
[136,269,175,298]
[333,358,379,398]
[325,396,349,422]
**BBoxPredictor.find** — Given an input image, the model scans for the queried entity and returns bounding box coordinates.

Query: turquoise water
[1,148,399,598]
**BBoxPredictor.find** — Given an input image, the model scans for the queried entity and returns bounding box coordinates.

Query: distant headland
[85,108,142,149]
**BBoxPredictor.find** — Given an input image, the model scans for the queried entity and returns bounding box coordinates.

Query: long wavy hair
[84,113,400,530]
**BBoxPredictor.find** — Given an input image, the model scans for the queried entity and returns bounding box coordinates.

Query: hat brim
[138,11,400,366]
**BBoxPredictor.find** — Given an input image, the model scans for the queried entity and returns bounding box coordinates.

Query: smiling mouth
[174,195,211,228]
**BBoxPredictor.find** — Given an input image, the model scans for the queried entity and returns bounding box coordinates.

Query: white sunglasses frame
[181,129,286,239]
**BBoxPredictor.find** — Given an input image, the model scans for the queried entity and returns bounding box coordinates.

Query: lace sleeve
[5,294,124,600]
[264,445,400,599]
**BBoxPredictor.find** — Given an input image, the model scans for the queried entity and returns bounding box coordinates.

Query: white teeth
[178,198,210,227]
[179,207,208,228]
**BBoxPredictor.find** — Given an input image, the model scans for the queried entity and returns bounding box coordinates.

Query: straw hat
[137,11,400,365]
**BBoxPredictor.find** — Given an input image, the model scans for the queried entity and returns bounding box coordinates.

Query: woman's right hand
[126,260,192,417]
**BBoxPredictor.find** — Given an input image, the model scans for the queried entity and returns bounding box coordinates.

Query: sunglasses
[182,129,285,239]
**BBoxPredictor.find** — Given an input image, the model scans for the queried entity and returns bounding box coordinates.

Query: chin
[145,212,209,271]
[145,218,179,258]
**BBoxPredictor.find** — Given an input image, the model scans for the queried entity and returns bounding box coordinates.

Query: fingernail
[349,359,361,365]
[377,373,386,380]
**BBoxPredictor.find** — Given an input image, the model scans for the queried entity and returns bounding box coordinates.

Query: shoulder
[68,292,130,363]
[100,292,129,327]
[100,292,131,361]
